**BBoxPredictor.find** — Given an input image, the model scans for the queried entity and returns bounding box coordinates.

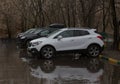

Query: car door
[52,30,75,51]
[72,30,90,50]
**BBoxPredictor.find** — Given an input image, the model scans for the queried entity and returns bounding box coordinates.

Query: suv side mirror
[57,35,63,40]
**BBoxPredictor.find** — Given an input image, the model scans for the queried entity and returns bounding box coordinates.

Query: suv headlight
[31,41,42,46]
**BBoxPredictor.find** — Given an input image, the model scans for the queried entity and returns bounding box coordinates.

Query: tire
[87,44,101,57]
[41,46,55,59]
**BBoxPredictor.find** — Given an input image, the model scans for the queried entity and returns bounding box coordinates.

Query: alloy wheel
[41,46,55,59]
[88,45,101,57]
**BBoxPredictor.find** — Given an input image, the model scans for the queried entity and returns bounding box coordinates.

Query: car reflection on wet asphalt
[25,57,103,84]
[0,39,120,84]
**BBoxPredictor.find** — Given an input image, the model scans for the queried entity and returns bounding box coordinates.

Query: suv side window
[74,30,89,36]
[55,30,74,38]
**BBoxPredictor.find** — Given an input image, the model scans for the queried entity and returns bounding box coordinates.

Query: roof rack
[49,23,65,28]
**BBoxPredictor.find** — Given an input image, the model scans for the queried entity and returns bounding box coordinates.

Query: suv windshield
[47,29,61,37]
[38,28,60,37]
[33,29,43,34]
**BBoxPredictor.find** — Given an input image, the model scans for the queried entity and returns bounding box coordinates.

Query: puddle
[0,39,119,84]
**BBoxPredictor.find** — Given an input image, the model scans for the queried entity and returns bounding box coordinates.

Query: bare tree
[0,0,120,40]
[110,0,119,50]
[0,0,14,38]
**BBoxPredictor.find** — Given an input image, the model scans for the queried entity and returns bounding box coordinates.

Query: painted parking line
[99,55,120,65]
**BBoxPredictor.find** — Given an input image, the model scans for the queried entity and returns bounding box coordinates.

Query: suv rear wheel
[87,44,101,57]
[41,46,55,59]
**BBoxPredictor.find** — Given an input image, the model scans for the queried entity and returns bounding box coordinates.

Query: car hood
[30,37,47,43]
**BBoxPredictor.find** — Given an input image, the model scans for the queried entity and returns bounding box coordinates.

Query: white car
[28,28,104,59]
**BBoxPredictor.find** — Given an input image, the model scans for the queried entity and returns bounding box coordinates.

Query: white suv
[28,28,104,59]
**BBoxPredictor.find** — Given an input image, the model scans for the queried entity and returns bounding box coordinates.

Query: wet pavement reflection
[0,39,120,84]
[26,57,103,84]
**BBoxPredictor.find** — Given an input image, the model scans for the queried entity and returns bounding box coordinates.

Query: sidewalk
[102,49,120,60]
[102,42,120,60]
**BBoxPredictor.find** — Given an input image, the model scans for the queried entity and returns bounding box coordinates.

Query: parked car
[17,28,43,47]
[17,28,63,47]
[17,24,65,47]
[28,28,104,59]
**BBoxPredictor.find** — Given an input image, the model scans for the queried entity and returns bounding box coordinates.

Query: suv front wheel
[41,46,55,59]
[87,44,101,57]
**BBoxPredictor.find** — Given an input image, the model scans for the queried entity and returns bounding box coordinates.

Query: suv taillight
[97,36,103,40]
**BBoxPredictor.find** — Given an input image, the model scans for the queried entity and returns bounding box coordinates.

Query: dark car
[17,28,42,47]
[17,28,64,47]
[17,28,36,42]
[17,23,65,48]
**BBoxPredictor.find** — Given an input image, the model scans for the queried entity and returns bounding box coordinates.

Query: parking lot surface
[0,39,120,84]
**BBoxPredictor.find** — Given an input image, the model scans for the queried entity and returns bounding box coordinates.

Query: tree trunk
[103,0,106,32]
[110,0,119,50]
[5,15,12,38]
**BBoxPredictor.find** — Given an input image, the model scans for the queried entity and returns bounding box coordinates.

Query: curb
[99,55,120,65]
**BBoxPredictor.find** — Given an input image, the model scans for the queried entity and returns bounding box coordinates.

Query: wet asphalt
[0,39,120,84]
